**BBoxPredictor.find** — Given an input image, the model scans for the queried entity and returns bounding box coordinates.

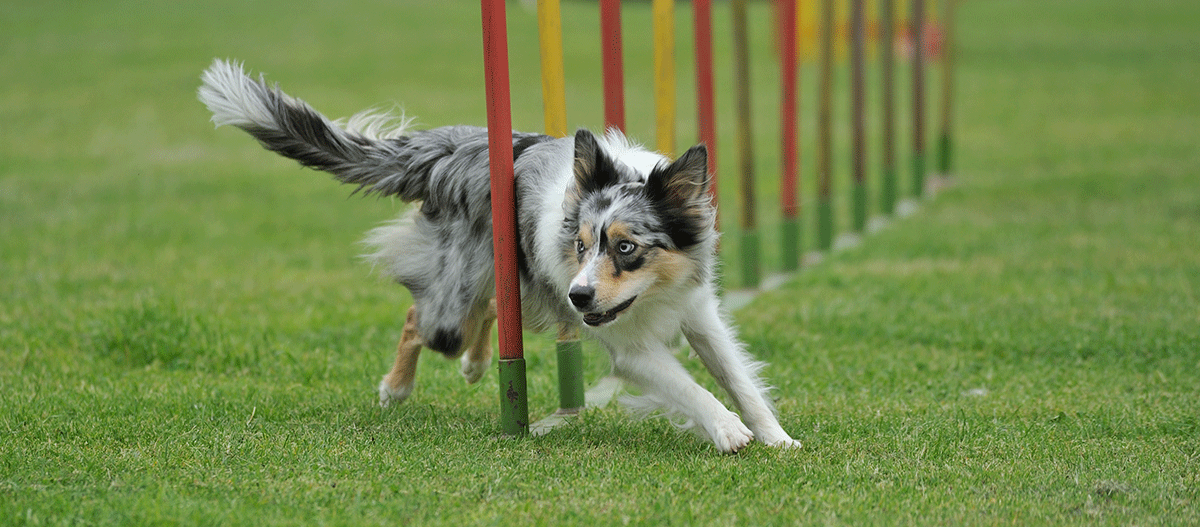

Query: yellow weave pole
[536,0,583,414]
[537,0,568,137]
[652,0,676,156]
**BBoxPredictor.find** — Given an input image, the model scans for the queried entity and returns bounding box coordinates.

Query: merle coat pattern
[199,59,799,452]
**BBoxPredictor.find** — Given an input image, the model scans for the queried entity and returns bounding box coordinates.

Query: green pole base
[498,358,528,436]
[852,181,867,233]
[740,228,761,288]
[937,132,953,175]
[912,151,926,198]
[817,198,834,251]
[881,164,897,215]
[555,339,585,412]
[781,217,800,271]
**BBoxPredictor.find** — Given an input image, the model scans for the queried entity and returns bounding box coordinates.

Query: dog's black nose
[568,286,595,309]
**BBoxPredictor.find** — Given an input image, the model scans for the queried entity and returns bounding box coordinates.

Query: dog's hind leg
[459,299,496,384]
[380,305,423,407]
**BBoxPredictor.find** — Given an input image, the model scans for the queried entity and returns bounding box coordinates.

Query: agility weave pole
[879,0,898,215]
[937,0,955,176]
[731,0,760,288]
[693,0,719,207]
[538,0,568,139]
[815,0,835,252]
[535,0,587,416]
[653,0,676,156]
[480,0,528,436]
[779,0,801,271]
[850,0,868,233]
[911,0,927,197]
[600,0,625,132]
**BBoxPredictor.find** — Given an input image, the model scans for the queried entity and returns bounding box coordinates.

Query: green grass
[2,0,1199,524]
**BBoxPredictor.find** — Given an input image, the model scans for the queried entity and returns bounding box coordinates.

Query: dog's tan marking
[588,221,652,308]
[605,221,636,246]
[381,305,423,404]
[459,299,496,384]
[648,248,695,289]
[382,299,496,404]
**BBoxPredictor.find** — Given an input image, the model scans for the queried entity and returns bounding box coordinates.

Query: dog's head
[561,129,716,327]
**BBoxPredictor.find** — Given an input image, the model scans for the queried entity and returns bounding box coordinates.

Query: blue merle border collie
[198,59,798,452]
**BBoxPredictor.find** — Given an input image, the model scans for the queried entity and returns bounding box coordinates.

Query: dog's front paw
[762,436,802,449]
[708,413,755,454]
[755,428,803,449]
[460,355,489,384]
[378,378,413,408]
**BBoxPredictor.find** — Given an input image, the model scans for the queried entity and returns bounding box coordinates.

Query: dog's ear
[572,129,619,195]
[646,144,710,207]
[644,144,713,249]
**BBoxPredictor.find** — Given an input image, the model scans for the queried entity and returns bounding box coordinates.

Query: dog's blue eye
[617,241,636,255]
[576,239,585,254]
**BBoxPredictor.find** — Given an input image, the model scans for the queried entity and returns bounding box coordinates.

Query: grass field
[2,0,1198,524]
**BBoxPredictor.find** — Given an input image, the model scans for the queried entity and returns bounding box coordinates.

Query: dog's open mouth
[582,296,636,327]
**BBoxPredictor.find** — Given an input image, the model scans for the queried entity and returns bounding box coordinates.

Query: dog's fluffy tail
[198,59,429,199]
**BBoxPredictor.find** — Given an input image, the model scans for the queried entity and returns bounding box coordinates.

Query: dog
[198,59,799,452]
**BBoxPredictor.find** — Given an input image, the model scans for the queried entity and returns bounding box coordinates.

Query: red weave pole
[779,0,798,220]
[692,0,717,203]
[480,0,524,361]
[600,0,625,132]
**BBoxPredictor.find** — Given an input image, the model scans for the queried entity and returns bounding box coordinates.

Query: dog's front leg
[610,345,754,453]
[682,297,801,449]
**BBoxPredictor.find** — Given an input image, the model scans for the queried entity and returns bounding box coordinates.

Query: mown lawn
[2,0,1197,524]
